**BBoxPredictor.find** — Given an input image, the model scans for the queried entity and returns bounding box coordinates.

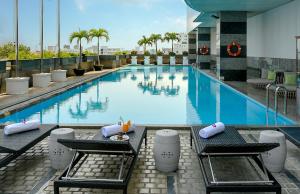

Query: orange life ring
[227,41,241,57]
[199,45,209,55]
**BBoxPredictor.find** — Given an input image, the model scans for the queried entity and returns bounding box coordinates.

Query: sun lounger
[271,84,296,98]
[247,78,274,89]
[54,126,147,194]
[270,72,297,98]
[0,124,58,168]
[190,126,281,194]
[247,70,284,89]
[277,127,300,147]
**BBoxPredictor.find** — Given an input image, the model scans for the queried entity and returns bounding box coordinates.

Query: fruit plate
[109,134,129,141]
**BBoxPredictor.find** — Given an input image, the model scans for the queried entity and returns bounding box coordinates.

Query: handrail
[275,86,288,115]
[265,82,276,111]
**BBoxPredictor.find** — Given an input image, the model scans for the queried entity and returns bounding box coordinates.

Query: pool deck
[0,67,300,193]
[0,128,299,194]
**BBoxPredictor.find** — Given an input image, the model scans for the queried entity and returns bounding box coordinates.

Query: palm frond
[89,28,110,42]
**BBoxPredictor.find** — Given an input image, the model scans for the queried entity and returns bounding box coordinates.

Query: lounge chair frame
[277,127,300,147]
[190,126,281,194]
[0,124,58,168]
[54,127,147,194]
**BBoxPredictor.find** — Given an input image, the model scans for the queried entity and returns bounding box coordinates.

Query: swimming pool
[0,66,295,126]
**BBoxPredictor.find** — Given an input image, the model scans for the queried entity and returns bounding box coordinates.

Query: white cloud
[74,0,97,12]
[74,0,85,11]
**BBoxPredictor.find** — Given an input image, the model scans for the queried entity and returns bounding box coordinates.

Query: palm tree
[149,34,163,53]
[69,29,89,69]
[138,36,152,53]
[89,28,109,66]
[164,32,181,52]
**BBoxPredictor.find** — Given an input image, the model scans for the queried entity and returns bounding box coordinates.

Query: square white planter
[183,56,189,65]
[144,56,150,65]
[33,73,51,88]
[131,56,137,65]
[170,56,176,65]
[6,77,30,95]
[157,56,163,65]
[52,70,67,82]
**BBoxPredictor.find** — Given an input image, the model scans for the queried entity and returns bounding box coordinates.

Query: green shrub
[144,51,150,56]
[169,52,176,56]
[182,51,188,56]
[131,50,138,55]
[157,50,163,56]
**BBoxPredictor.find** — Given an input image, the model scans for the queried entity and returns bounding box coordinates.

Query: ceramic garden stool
[49,128,75,170]
[154,129,180,172]
[259,130,287,172]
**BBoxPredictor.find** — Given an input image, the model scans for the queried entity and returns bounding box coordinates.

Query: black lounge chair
[190,126,281,194]
[277,127,300,147]
[0,124,58,168]
[54,126,147,194]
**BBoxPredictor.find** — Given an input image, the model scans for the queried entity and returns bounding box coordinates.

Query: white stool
[153,129,180,172]
[259,130,287,173]
[49,128,75,170]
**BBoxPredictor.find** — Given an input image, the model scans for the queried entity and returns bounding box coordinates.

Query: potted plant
[131,50,138,65]
[156,50,163,65]
[69,29,89,76]
[182,51,189,65]
[169,52,176,65]
[89,28,109,71]
[144,51,150,65]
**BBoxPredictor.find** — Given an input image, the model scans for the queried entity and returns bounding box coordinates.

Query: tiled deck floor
[0,129,300,194]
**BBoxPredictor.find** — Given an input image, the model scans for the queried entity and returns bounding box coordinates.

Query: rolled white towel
[101,124,136,137]
[199,122,225,139]
[4,120,40,135]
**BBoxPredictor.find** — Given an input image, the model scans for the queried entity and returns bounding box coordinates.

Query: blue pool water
[0,66,295,126]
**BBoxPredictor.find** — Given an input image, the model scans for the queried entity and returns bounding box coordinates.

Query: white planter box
[32,73,51,88]
[6,77,30,95]
[131,56,137,65]
[51,70,67,82]
[183,56,189,65]
[170,56,176,65]
[144,56,150,65]
[157,56,163,65]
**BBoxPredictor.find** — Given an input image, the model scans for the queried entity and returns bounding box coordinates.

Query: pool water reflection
[0,66,295,126]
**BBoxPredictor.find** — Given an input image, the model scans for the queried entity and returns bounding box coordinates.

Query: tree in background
[69,29,89,69]
[138,36,152,53]
[89,28,109,66]
[164,32,180,52]
[149,34,163,54]
[0,42,36,60]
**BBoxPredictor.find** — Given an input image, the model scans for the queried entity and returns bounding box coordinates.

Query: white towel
[199,122,225,139]
[101,124,136,137]
[4,120,40,135]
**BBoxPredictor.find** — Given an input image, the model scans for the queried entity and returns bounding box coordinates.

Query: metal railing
[266,83,276,110]
[275,85,288,115]
[266,83,288,115]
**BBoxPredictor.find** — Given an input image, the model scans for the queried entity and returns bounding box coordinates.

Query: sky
[0,0,188,51]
